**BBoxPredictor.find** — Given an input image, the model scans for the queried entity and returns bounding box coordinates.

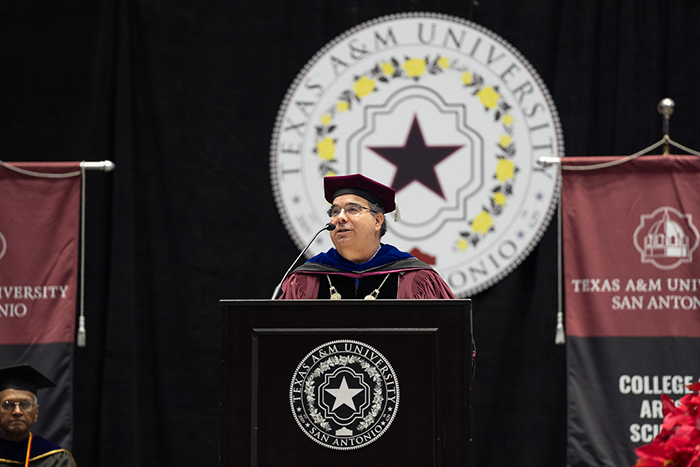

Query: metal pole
[80,160,116,171]
[657,98,675,156]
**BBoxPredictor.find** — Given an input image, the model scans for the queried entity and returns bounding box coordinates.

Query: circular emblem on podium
[270,12,563,297]
[289,340,399,450]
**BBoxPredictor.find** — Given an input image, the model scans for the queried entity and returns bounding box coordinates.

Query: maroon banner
[562,155,700,466]
[0,162,81,344]
[0,161,81,450]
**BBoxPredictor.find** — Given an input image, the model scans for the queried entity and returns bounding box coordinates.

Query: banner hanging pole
[537,98,700,167]
[1,160,116,177]
[80,160,116,171]
[658,98,674,156]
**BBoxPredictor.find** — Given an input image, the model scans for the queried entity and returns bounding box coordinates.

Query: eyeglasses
[327,203,372,218]
[0,400,36,412]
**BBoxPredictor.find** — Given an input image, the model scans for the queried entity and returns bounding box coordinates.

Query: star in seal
[367,115,463,199]
[325,376,363,411]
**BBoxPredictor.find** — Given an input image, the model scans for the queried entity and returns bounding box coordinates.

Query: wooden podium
[220,299,473,466]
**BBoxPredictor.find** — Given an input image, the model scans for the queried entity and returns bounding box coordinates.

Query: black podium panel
[220,299,473,467]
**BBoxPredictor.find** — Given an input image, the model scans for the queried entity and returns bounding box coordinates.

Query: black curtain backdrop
[2,1,700,465]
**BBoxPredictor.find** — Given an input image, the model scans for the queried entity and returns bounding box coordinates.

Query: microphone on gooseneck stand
[271,223,336,299]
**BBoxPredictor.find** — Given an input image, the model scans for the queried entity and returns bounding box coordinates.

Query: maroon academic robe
[279,262,455,299]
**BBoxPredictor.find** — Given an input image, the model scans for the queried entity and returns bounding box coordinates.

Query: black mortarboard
[324,174,397,213]
[0,364,56,394]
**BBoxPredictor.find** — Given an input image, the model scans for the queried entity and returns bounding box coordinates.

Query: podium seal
[270,12,563,297]
[289,339,400,450]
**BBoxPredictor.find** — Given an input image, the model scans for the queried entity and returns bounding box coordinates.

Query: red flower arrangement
[634,381,700,467]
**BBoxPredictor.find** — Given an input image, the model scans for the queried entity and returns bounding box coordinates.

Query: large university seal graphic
[289,340,399,450]
[270,13,563,297]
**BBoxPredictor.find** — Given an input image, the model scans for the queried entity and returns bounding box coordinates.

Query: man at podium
[278,174,455,300]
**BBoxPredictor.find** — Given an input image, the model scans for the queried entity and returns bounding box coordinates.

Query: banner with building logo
[561,155,700,466]
[0,161,82,449]
[269,12,563,298]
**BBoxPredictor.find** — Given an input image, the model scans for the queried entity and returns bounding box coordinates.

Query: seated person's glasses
[1,400,36,412]
[327,203,371,218]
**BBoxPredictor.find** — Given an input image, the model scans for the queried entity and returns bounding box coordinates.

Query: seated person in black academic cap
[0,364,77,467]
[279,173,455,299]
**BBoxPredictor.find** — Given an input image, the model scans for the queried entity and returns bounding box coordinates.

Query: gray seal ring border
[0,232,6,261]
[289,339,400,450]
[270,12,564,298]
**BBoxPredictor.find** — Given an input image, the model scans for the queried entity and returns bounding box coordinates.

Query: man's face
[0,388,39,442]
[329,194,384,263]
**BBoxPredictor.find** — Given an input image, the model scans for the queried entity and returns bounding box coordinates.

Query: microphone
[271,223,335,299]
